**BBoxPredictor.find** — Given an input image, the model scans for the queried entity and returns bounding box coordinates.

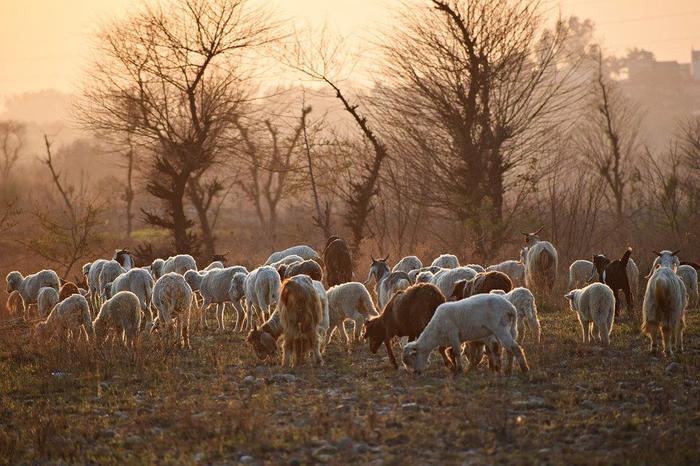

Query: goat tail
[621,247,633,266]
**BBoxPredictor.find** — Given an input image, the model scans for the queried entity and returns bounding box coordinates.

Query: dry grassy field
[1,307,699,465]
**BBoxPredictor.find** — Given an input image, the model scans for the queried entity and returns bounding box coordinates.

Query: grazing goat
[37,287,59,318]
[415,270,435,284]
[98,261,125,301]
[522,228,558,302]
[430,266,477,300]
[152,272,193,348]
[326,282,378,345]
[491,288,541,343]
[59,282,80,301]
[270,255,304,269]
[392,256,423,274]
[104,268,154,323]
[229,266,281,330]
[677,265,698,310]
[86,259,108,311]
[280,259,323,282]
[34,294,94,344]
[6,270,60,313]
[366,256,411,309]
[451,271,512,300]
[487,259,525,287]
[401,294,529,375]
[93,291,141,349]
[151,254,197,279]
[113,248,135,270]
[565,283,615,346]
[323,237,353,287]
[264,245,322,267]
[5,290,24,318]
[642,250,686,355]
[363,283,446,369]
[408,266,442,284]
[246,311,282,360]
[466,264,485,273]
[184,266,247,332]
[568,260,594,290]
[431,254,459,269]
[591,248,634,318]
[278,276,324,367]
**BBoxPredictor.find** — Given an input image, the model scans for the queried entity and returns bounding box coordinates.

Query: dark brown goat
[363,283,447,369]
[323,237,353,287]
[59,282,81,301]
[592,248,633,318]
[451,271,512,300]
[281,259,324,282]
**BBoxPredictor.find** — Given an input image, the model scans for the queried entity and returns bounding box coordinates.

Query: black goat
[591,248,633,318]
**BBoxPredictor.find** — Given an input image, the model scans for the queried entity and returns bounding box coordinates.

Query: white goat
[431,254,460,269]
[491,287,541,343]
[229,266,281,330]
[642,250,687,356]
[486,260,525,287]
[152,272,193,348]
[392,256,423,274]
[415,270,435,284]
[264,246,321,266]
[270,255,305,269]
[366,258,411,309]
[34,294,94,343]
[86,259,108,311]
[677,264,698,310]
[401,294,529,375]
[6,269,60,316]
[430,266,477,300]
[184,266,248,332]
[326,282,379,345]
[105,268,155,323]
[565,283,615,346]
[523,230,558,301]
[568,260,594,290]
[152,254,197,279]
[93,291,141,349]
[37,287,60,318]
[98,261,125,301]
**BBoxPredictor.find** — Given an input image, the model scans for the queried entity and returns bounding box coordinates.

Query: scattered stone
[401,402,420,411]
[270,373,298,384]
[665,362,680,374]
[124,435,143,446]
[243,375,257,385]
[51,371,70,379]
[239,455,255,464]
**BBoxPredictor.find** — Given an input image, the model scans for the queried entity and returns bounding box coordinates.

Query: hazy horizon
[2,0,700,112]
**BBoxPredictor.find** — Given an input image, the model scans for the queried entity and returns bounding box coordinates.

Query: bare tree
[284,27,388,251]
[376,0,586,256]
[21,136,104,279]
[233,104,306,247]
[0,120,25,180]
[578,50,643,222]
[78,0,276,253]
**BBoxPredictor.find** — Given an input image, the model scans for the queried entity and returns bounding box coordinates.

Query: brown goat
[282,259,323,282]
[323,237,353,287]
[278,276,324,367]
[363,283,449,369]
[59,282,81,301]
[451,271,512,300]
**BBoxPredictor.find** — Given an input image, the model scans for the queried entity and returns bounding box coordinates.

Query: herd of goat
[4,229,698,374]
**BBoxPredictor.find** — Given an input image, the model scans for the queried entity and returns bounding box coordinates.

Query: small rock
[336,437,354,450]
[313,444,338,456]
[580,400,595,410]
[124,435,143,446]
[243,375,257,385]
[665,362,680,374]
[239,455,255,464]
[270,373,298,384]
[51,371,70,379]
[193,452,204,462]
[101,429,117,439]
[401,402,420,411]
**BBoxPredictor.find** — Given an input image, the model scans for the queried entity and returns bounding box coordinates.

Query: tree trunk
[172,174,190,254]
[187,178,216,257]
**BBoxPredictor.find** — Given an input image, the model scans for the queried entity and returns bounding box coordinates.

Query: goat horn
[371,255,376,262]
[671,249,680,256]
[534,226,544,235]
[383,254,390,262]
[652,250,661,256]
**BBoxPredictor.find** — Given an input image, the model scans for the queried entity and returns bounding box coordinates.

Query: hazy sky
[1,0,700,102]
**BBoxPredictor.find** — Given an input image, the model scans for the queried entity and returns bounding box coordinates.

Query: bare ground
[1,308,699,465]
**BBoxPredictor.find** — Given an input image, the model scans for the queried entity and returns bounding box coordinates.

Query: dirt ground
[1,307,699,465]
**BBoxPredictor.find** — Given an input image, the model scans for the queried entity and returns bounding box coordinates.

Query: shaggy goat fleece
[278,276,324,367]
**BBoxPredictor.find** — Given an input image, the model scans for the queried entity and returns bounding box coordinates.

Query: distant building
[692,49,700,81]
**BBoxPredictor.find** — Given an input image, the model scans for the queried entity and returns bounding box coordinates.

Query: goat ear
[383,254,389,262]
[520,231,528,236]
[671,249,680,256]
[370,255,376,263]
[564,292,574,301]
